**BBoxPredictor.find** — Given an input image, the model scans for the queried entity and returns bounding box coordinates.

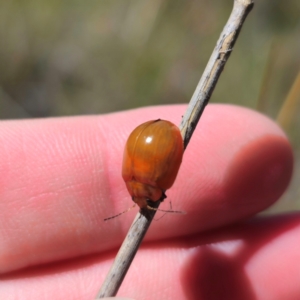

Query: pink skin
[0,104,295,300]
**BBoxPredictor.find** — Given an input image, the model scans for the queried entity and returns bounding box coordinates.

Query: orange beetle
[122,119,184,210]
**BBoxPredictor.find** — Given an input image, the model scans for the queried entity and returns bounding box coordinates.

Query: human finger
[0,104,293,273]
[1,214,299,300]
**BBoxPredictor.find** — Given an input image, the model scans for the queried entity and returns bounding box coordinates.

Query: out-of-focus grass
[0,0,299,212]
[267,70,300,213]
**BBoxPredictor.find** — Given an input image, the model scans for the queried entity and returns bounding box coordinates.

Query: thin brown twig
[96,0,254,298]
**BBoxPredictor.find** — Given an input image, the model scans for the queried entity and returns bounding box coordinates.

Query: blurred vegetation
[0,0,299,212]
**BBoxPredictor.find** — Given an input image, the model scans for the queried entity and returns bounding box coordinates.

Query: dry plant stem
[180,0,254,148]
[96,0,254,298]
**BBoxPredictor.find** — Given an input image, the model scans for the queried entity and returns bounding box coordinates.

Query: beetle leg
[160,191,167,202]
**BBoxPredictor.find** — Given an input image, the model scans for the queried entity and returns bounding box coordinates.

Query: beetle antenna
[153,202,175,221]
[104,204,136,221]
[146,205,186,215]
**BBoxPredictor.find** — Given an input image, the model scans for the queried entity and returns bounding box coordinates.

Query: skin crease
[0,104,296,300]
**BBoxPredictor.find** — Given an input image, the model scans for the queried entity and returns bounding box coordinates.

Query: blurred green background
[0,0,299,212]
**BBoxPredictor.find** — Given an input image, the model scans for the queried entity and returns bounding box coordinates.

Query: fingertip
[105,104,294,234]
[223,134,293,214]
[168,104,294,233]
